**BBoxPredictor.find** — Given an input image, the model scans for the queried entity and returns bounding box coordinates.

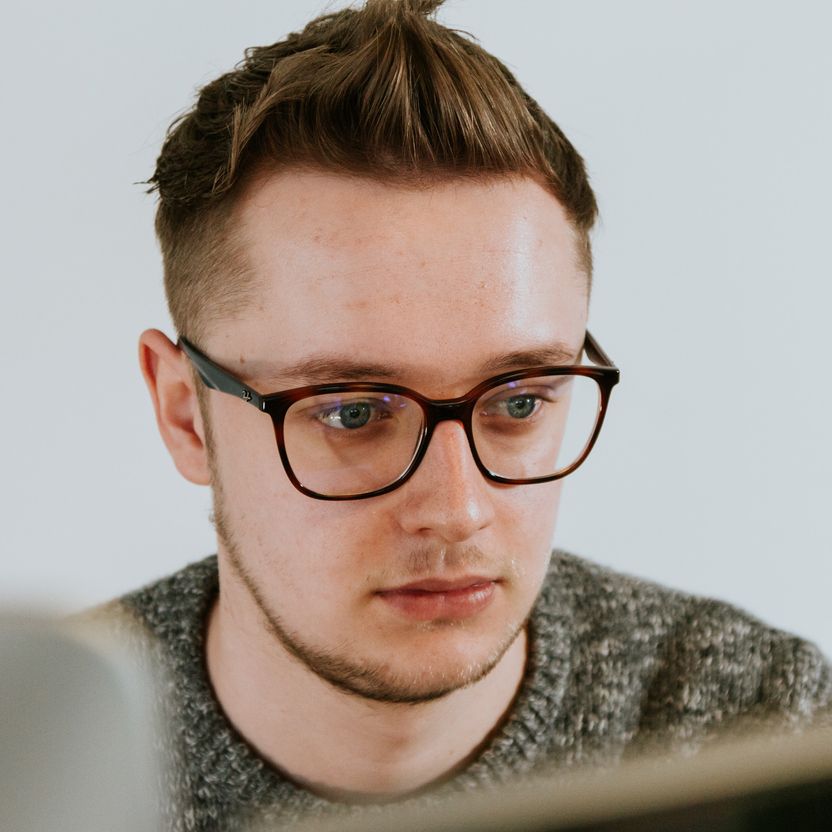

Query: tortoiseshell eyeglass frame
[178,332,620,501]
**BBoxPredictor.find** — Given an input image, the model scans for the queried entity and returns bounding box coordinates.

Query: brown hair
[148,0,599,342]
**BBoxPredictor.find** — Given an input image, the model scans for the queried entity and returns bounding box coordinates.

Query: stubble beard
[205,427,528,705]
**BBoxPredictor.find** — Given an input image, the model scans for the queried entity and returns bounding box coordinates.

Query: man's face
[201,170,588,703]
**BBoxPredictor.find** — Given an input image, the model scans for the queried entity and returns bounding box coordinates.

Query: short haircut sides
[147,0,599,343]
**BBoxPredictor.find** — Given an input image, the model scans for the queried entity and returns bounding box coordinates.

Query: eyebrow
[249,341,581,386]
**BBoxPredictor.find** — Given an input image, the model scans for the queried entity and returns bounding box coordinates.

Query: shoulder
[72,556,219,662]
[541,551,832,733]
[115,555,219,635]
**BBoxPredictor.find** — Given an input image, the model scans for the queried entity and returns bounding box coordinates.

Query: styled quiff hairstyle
[149,0,598,343]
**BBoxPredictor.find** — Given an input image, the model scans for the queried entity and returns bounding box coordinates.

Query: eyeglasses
[178,333,620,501]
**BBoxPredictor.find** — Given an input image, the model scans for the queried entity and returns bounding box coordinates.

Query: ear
[138,329,212,486]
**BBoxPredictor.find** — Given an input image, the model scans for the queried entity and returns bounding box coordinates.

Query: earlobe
[138,329,212,486]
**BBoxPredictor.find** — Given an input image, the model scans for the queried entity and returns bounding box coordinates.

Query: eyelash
[313,400,395,429]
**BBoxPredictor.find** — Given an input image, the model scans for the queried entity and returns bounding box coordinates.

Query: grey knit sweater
[107,551,831,831]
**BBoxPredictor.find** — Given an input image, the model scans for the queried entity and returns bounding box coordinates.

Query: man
[102,0,830,829]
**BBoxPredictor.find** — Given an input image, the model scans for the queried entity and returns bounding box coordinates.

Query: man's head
[140,0,599,705]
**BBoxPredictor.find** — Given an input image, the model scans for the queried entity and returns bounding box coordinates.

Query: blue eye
[337,402,372,429]
[503,394,539,419]
[316,399,389,430]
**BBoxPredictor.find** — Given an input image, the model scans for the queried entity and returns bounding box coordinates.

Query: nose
[395,420,496,542]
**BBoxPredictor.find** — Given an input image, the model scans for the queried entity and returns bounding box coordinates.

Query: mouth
[376,576,499,621]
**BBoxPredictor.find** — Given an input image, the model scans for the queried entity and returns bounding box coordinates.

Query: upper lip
[380,576,496,593]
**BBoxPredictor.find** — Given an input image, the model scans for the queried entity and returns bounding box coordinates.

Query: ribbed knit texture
[112,551,831,831]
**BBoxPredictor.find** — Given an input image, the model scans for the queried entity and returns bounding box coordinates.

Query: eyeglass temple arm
[178,337,266,410]
[584,330,617,368]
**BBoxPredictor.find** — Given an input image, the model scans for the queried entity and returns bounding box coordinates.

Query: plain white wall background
[1,1,829,656]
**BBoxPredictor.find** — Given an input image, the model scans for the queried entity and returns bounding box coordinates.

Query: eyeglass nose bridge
[413,397,483,472]
[420,397,477,433]
[427,397,470,415]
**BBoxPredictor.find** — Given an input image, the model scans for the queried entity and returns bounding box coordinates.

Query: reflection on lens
[473,375,600,479]
[284,392,424,496]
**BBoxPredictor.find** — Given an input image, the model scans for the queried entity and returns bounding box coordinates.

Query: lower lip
[377,581,497,621]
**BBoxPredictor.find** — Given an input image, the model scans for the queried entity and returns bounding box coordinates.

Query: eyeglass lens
[281,374,602,497]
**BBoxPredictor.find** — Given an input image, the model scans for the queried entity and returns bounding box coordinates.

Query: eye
[316,399,389,430]
[483,393,543,420]
[479,380,568,421]
[502,394,540,419]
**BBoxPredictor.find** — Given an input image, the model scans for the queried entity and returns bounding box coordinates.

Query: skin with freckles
[139,170,589,799]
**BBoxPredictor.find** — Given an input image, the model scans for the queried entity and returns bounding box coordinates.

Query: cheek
[209,403,371,585]
[208,401,310,549]
[495,481,562,584]
[496,480,563,540]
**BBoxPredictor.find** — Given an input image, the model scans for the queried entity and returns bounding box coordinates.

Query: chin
[337,654,504,705]
[343,619,525,704]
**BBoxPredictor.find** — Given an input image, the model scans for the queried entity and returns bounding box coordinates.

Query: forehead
[217,170,588,393]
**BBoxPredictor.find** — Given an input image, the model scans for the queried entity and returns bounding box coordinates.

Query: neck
[205,567,528,800]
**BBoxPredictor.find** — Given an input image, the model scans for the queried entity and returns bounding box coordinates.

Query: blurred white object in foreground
[0,613,159,832]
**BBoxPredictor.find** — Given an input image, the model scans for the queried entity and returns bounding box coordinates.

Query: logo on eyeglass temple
[241,389,252,402]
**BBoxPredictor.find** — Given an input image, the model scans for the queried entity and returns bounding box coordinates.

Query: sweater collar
[124,552,574,822]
